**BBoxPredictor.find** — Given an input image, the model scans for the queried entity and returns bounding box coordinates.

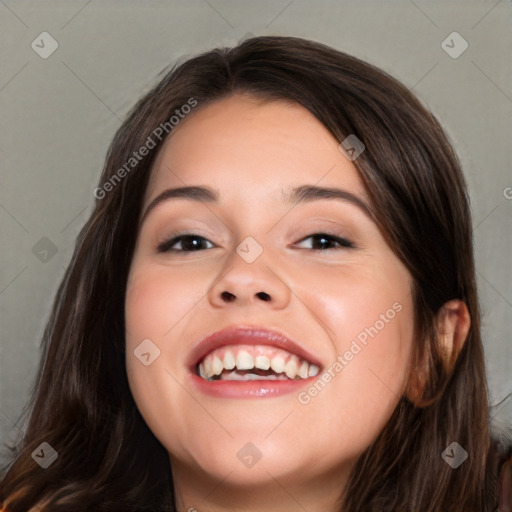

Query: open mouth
[188,326,323,398]
[196,344,320,382]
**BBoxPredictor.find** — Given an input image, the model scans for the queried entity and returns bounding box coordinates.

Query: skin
[124,93,451,511]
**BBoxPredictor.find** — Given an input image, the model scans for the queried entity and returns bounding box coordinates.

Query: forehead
[145,93,367,205]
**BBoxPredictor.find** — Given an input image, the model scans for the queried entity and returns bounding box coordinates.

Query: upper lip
[188,325,322,371]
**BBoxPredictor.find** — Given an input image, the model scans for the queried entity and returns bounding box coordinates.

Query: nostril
[221,291,236,302]
[220,291,271,302]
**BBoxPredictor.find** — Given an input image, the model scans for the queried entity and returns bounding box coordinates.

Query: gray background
[1,0,511,462]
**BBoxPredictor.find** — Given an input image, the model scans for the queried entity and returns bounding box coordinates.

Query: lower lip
[189,373,317,398]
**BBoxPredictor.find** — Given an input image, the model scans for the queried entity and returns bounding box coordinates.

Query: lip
[188,325,323,399]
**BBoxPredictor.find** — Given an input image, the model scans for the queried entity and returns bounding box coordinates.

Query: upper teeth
[197,345,319,381]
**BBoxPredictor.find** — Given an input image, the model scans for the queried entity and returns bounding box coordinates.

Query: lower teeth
[208,370,290,382]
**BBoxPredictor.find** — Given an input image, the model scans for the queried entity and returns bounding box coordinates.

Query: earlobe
[406,299,471,406]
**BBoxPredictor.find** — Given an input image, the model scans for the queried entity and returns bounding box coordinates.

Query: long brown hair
[0,35,498,511]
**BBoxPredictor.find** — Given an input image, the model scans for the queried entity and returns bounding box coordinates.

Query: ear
[435,299,471,371]
[406,299,471,406]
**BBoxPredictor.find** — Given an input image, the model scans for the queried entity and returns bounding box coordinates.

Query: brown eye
[157,234,214,253]
[295,233,355,251]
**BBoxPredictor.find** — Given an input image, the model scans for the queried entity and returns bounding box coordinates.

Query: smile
[188,326,323,398]
[197,344,320,381]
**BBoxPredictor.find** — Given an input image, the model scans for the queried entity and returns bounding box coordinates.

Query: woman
[0,35,503,511]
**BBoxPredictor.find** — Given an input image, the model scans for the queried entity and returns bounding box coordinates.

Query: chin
[170,429,330,487]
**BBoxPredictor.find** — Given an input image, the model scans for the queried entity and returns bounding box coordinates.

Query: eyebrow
[140,184,373,225]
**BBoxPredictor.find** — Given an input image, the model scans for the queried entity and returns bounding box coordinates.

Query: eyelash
[156,232,355,253]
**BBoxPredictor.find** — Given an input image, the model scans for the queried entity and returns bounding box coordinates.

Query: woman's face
[125,94,415,501]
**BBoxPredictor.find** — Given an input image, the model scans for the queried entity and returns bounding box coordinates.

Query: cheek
[124,264,211,459]
[296,262,413,356]
[125,276,164,345]
[293,265,415,448]
[125,263,207,345]
[124,265,186,397]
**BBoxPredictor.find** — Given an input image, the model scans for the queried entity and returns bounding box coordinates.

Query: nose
[208,251,291,309]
